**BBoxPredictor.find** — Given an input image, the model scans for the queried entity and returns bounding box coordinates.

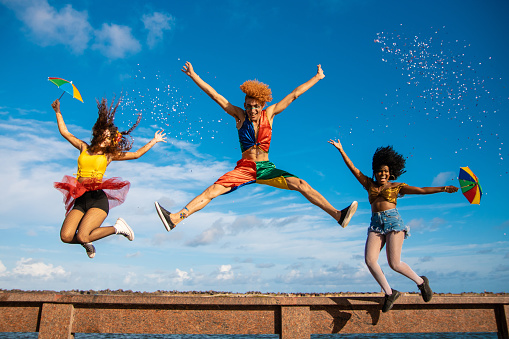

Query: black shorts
[72,190,109,214]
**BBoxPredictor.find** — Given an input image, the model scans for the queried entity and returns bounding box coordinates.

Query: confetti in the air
[374,26,506,162]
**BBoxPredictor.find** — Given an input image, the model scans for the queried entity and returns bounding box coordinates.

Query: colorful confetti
[374,26,506,163]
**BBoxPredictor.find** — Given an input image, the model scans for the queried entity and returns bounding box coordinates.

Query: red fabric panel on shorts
[214,158,257,188]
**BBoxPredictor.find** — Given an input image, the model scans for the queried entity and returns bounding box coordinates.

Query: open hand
[328,138,343,151]
[154,130,167,143]
[181,62,194,77]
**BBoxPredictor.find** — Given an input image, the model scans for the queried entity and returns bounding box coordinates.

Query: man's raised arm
[182,62,242,119]
[267,64,325,119]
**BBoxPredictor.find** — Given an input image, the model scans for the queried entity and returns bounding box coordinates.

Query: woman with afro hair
[52,98,166,258]
[329,137,458,312]
[155,61,357,231]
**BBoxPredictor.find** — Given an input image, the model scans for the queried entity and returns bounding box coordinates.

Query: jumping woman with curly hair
[155,62,357,231]
[329,138,458,312]
[52,98,166,258]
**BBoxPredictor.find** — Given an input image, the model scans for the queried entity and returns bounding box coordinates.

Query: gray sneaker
[418,276,433,302]
[114,218,134,241]
[82,242,96,258]
[155,202,175,231]
[382,289,401,312]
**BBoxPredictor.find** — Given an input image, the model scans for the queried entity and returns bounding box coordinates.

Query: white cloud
[216,265,233,280]
[1,258,69,280]
[92,23,142,59]
[175,268,191,283]
[1,0,92,53]
[1,0,177,59]
[432,171,456,186]
[407,217,446,233]
[142,12,175,49]
[186,220,226,247]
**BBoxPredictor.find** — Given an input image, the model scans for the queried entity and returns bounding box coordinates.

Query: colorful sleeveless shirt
[238,110,271,153]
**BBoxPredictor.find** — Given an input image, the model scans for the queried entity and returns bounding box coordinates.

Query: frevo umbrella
[458,166,482,205]
[48,77,83,102]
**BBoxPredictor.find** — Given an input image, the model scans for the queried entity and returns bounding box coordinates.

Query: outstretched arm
[266,64,325,120]
[112,130,167,161]
[51,99,87,151]
[182,62,243,120]
[400,185,459,195]
[328,138,369,188]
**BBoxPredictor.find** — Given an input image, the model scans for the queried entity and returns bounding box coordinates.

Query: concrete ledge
[1,291,508,339]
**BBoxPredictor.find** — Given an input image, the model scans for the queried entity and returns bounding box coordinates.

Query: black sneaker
[155,201,175,231]
[382,289,401,313]
[338,201,358,228]
[418,276,433,302]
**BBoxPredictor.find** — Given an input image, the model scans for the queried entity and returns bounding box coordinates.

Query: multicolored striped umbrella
[458,166,482,205]
[48,77,83,102]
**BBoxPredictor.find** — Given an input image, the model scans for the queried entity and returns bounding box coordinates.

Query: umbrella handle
[58,91,65,100]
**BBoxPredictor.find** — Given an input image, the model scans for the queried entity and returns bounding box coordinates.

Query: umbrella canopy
[48,77,83,102]
[459,166,482,204]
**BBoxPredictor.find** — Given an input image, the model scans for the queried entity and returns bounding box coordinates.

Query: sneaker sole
[83,243,96,259]
[155,202,174,231]
[340,201,358,228]
[117,218,134,241]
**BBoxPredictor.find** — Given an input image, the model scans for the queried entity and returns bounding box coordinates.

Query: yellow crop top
[366,179,408,205]
[76,150,107,179]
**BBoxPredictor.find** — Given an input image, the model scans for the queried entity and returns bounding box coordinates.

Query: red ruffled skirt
[54,175,130,215]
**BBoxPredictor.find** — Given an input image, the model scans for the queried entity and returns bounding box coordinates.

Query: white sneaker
[82,243,96,258]
[114,218,134,241]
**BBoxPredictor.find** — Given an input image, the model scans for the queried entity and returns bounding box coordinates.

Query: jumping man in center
[155,62,357,230]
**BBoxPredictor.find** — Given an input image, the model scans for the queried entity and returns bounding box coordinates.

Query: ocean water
[0,333,497,338]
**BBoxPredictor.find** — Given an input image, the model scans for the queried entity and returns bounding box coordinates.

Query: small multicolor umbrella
[48,77,83,102]
[458,166,482,205]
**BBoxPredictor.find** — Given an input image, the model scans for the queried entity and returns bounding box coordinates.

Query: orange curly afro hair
[240,80,272,104]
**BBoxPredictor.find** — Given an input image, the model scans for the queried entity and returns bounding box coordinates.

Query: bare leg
[365,231,393,295]
[385,231,424,285]
[169,183,231,226]
[286,177,342,220]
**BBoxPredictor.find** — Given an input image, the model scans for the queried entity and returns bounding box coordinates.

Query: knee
[388,260,403,272]
[365,256,378,269]
[75,232,90,244]
[290,178,310,191]
[60,233,74,243]
[207,184,229,197]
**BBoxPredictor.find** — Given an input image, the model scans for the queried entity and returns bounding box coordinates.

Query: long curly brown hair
[240,80,272,104]
[88,97,141,157]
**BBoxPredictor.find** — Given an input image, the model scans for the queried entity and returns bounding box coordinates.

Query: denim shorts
[368,208,410,238]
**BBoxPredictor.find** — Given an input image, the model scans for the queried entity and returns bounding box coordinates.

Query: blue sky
[0,0,508,294]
